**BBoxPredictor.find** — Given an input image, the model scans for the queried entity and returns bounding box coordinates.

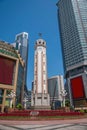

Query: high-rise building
[31,39,50,110]
[57,0,87,109]
[15,32,29,91]
[48,75,64,109]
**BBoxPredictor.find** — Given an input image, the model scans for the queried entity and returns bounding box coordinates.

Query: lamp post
[8,90,16,108]
[60,89,67,107]
[23,97,28,109]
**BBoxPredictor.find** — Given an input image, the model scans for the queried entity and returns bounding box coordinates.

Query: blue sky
[0,0,64,90]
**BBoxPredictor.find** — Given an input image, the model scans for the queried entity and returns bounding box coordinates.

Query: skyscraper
[31,39,50,109]
[57,0,87,109]
[15,32,29,91]
[48,75,64,109]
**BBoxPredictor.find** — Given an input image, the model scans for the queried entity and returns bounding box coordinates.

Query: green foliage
[16,103,23,110]
[65,99,70,107]
[7,89,11,95]
[80,109,84,113]
[84,109,87,113]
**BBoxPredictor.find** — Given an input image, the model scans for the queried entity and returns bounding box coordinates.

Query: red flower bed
[0,110,84,117]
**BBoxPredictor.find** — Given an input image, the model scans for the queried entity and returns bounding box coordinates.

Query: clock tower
[31,39,50,110]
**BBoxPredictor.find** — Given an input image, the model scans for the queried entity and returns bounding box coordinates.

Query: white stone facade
[31,39,50,109]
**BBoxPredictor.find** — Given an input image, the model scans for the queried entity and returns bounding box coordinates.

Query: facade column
[1,89,6,113]
[14,59,19,91]
[13,59,19,107]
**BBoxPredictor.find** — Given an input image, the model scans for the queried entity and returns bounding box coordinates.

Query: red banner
[0,56,15,85]
[70,76,85,99]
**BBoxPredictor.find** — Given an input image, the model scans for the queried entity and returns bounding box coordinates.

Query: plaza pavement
[0,118,87,130]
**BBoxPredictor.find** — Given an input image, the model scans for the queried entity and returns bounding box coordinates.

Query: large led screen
[70,76,85,99]
[0,56,15,85]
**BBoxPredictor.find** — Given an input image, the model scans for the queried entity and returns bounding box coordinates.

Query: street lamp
[23,97,28,109]
[8,90,16,108]
[60,89,67,107]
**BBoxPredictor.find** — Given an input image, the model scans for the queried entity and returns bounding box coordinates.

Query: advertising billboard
[70,76,85,99]
[0,56,15,85]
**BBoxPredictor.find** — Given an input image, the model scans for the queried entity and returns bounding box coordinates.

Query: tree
[65,99,70,107]
[16,103,23,110]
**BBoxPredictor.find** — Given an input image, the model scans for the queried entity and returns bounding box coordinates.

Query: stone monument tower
[31,38,50,110]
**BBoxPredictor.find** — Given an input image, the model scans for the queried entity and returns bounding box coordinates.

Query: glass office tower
[48,75,64,109]
[15,32,29,91]
[57,0,87,109]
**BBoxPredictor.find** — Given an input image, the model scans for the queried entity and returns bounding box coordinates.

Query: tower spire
[38,33,42,38]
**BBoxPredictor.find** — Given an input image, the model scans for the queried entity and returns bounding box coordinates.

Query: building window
[37,97,41,99]
[43,80,46,84]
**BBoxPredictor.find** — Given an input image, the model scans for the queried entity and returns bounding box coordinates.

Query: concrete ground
[0,118,87,130]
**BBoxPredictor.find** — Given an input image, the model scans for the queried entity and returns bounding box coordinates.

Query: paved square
[0,118,87,130]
